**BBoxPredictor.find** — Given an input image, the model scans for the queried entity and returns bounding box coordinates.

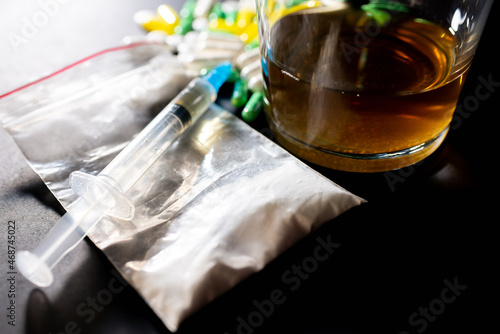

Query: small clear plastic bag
[0,42,364,332]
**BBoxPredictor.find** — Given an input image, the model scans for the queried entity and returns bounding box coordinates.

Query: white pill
[165,34,184,48]
[240,60,261,80]
[199,30,243,43]
[181,49,237,59]
[194,0,217,18]
[178,40,242,54]
[248,74,264,92]
[178,53,234,71]
[146,30,168,43]
[235,48,260,70]
[192,17,209,31]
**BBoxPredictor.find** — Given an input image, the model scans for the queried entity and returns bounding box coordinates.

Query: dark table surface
[0,1,498,334]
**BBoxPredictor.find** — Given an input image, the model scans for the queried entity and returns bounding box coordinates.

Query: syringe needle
[17,61,232,287]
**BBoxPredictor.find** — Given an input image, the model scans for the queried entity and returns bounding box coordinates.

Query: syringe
[17,61,232,287]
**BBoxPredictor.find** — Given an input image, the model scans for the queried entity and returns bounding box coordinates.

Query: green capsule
[231,79,249,108]
[244,37,259,51]
[209,2,225,21]
[285,0,306,8]
[175,18,194,35]
[180,0,196,19]
[365,1,409,13]
[175,0,196,35]
[241,91,264,122]
[227,68,240,83]
[224,7,238,25]
[360,5,391,26]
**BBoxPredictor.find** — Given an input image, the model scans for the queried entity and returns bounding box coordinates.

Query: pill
[134,6,180,35]
[231,79,249,107]
[189,30,243,43]
[180,0,197,20]
[177,31,243,54]
[240,60,261,81]
[227,67,241,82]
[241,91,264,122]
[175,18,194,35]
[165,34,184,48]
[236,9,256,29]
[175,0,197,35]
[194,0,217,18]
[146,30,169,43]
[208,2,225,20]
[359,4,392,27]
[158,4,179,24]
[247,74,264,92]
[244,37,259,50]
[235,48,260,69]
[285,0,305,8]
[178,52,235,71]
[179,49,238,59]
[266,0,278,13]
[221,1,240,20]
[157,5,180,35]
[199,40,243,51]
[192,17,209,30]
[205,30,242,42]
[223,13,238,27]
[208,17,240,34]
[238,0,257,10]
[285,0,322,12]
[238,22,258,44]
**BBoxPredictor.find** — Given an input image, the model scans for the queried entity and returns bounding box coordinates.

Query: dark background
[0,1,498,333]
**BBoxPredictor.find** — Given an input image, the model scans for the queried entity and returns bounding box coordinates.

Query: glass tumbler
[255,0,492,172]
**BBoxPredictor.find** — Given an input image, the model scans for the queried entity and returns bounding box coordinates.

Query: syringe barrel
[100,77,217,193]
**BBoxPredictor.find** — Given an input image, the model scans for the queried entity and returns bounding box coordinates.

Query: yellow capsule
[266,0,277,16]
[135,10,164,32]
[239,22,258,44]
[244,36,259,50]
[208,17,240,35]
[156,4,180,34]
[138,8,179,35]
[269,7,286,25]
[156,5,179,24]
[135,5,179,35]
[284,1,323,15]
[236,9,256,30]
[141,17,167,33]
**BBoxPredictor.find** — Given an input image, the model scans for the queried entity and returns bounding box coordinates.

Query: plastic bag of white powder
[0,43,365,331]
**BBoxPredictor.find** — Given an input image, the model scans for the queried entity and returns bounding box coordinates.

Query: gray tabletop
[1,1,498,334]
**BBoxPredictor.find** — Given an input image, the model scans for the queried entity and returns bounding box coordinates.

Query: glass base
[269,125,449,173]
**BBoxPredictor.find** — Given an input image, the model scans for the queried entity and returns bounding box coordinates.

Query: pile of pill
[131,0,269,122]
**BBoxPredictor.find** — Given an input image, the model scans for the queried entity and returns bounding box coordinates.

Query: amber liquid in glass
[263,7,466,171]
